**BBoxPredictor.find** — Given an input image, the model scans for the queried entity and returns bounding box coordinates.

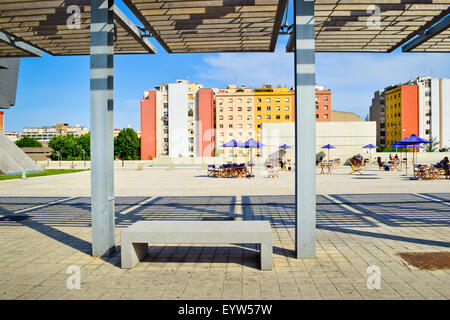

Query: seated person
[440,157,449,175]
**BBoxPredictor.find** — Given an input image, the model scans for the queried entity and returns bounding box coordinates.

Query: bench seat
[120,221,273,270]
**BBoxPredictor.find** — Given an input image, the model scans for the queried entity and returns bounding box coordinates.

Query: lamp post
[57,151,61,167]
[82,149,86,167]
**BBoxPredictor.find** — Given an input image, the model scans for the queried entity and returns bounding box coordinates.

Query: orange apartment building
[385,84,420,147]
[315,85,332,121]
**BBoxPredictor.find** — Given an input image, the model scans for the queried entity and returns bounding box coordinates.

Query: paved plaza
[0,166,449,300]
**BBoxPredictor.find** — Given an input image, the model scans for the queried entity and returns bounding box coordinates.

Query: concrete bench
[120,221,273,270]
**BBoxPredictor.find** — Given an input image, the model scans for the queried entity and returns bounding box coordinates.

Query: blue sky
[3,2,450,132]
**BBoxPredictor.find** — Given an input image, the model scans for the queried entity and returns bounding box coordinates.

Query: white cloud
[197,48,450,118]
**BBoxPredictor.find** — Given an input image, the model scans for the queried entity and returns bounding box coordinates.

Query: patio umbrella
[393,134,431,175]
[321,144,336,162]
[279,144,292,165]
[221,139,242,159]
[241,138,265,176]
[362,144,378,166]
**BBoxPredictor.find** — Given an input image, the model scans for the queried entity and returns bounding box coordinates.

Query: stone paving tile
[0,193,449,300]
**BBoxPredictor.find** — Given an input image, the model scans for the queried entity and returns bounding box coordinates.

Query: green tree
[15,136,43,148]
[48,134,83,160]
[77,133,91,160]
[114,128,140,161]
[425,136,439,152]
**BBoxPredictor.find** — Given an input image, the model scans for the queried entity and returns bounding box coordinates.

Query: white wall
[168,82,189,157]
[261,121,377,163]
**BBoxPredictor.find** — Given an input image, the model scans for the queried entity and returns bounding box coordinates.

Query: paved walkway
[0,191,449,300]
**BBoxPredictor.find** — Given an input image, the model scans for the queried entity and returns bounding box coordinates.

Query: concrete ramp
[0,133,43,175]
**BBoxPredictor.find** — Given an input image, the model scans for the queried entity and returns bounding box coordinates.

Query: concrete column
[294,0,316,258]
[90,0,115,257]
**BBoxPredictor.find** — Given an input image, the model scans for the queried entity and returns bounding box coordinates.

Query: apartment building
[215,85,254,155]
[431,78,450,149]
[0,111,3,133]
[369,89,386,148]
[314,85,332,121]
[21,123,89,141]
[140,80,215,160]
[254,85,294,141]
[385,84,419,147]
[372,76,450,149]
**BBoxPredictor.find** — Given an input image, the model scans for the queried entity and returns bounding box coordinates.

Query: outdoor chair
[207,165,218,177]
[333,158,341,166]
[348,159,362,175]
[376,157,385,170]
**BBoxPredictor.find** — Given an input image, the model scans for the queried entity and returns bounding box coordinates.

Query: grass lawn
[0,169,88,181]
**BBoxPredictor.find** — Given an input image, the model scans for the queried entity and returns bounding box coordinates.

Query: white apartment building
[151,80,204,158]
[21,123,89,141]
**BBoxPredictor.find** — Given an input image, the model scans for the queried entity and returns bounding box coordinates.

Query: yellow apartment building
[254,85,295,140]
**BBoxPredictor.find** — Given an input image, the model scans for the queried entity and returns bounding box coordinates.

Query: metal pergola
[0,0,449,259]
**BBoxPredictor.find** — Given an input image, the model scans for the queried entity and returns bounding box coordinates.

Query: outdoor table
[320,163,332,174]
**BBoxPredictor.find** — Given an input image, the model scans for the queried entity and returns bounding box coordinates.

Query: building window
[276,98,280,102]
[266,106,271,111]
[238,124,242,128]
[229,132,233,136]
[228,98,233,103]
[218,98,223,104]
[276,106,281,111]
[257,115,261,120]
[267,115,271,119]
[276,115,281,119]
[247,98,251,103]
[229,107,233,112]
[285,106,289,111]
[257,107,261,111]
[247,107,252,111]
[248,132,252,136]
[285,98,290,102]
[237,98,242,103]
[324,97,329,101]
[315,114,318,119]
[238,115,242,120]
[324,105,328,110]
[238,107,242,111]
[238,132,243,136]
[219,116,224,120]
[247,124,252,128]
[229,124,233,128]
[285,115,290,120]
[220,132,224,136]
[228,116,233,120]
[257,124,261,128]
[257,98,261,102]
[324,114,328,119]
[247,115,252,120]
[219,108,223,112]
[219,124,223,128]
[315,106,319,110]
[315,97,319,102]
[266,98,271,102]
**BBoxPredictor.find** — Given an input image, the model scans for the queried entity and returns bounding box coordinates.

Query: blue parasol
[363,144,378,165]
[241,139,265,176]
[321,144,336,162]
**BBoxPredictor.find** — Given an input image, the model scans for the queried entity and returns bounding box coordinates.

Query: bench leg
[260,241,273,271]
[121,242,148,269]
